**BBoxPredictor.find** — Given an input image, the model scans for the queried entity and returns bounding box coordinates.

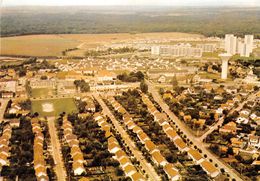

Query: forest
[1,6,260,38]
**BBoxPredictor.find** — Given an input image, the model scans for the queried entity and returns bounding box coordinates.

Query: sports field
[31,98,78,116]
[0,32,203,57]
[31,88,55,98]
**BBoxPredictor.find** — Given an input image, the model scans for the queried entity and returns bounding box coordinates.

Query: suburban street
[93,93,161,181]
[147,81,244,181]
[199,91,259,142]
[47,117,67,181]
[0,99,9,123]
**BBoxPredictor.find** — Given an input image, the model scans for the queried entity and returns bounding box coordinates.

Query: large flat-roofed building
[0,80,17,93]
[29,79,56,88]
[151,44,202,57]
[151,46,160,55]
[196,44,216,52]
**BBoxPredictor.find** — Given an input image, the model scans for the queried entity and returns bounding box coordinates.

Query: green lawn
[31,88,55,98]
[31,98,78,116]
[202,52,220,58]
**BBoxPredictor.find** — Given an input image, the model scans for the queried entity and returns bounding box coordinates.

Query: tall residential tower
[224,34,237,55]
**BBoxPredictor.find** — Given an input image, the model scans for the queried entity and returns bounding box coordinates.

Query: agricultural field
[0,32,203,57]
[31,98,78,116]
[0,35,79,57]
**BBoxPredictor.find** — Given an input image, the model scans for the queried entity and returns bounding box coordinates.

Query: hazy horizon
[2,0,260,7]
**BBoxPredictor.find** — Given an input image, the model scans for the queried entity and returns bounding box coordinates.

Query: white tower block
[219,53,232,79]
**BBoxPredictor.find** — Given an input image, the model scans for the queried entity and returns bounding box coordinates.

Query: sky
[1,0,259,7]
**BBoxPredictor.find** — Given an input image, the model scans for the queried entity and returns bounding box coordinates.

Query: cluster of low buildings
[107,96,181,181]
[55,56,185,74]
[93,113,145,181]
[103,37,220,52]
[62,116,85,176]
[6,100,30,116]
[141,94,220,178]
[31,118,49,181]
[81,96,96,112]
[0,124,12,170]
[219,93,260,153]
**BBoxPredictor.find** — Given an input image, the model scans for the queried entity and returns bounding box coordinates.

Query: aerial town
[0,30,259,181]
[1,0,260,180]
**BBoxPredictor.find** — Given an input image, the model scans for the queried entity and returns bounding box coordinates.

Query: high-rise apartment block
[224,34,237,55]
[224,34,254,57]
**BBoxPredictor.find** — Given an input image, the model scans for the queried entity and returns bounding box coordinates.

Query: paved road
[198,91,259,142]
[0,99,9,123]
[93,93,161,181]
[47,117,67,181]
[147,81,244,181]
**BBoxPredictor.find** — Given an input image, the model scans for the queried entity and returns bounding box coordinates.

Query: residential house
[187,149,204,164]
[200,160,219,178]
[219,122,237,134]
[163,163,180,181]
[174,138,188,152]
[248,135,260,148]
[151,150,168,166]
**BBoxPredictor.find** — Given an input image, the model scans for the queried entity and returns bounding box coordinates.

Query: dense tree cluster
[19,99,32,110]
[1,7,260,37]
[117,71,144,82]
[74,80,90,92]
[140,80,148,93]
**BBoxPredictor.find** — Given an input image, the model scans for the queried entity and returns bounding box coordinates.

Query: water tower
[219,53,232,80]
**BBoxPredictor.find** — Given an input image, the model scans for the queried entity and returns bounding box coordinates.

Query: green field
[31,98,78,116]
[31,88,55,98]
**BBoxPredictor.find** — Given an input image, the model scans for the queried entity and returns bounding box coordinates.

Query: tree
[159,88,164,95]
[140,81,148,93]
[74,80,90,92]
[40,75,48,80]
[172,75,178,89]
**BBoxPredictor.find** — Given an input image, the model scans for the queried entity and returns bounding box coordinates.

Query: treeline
[84,47,136,57]
[62,48,79,56]
[1,7,260,38]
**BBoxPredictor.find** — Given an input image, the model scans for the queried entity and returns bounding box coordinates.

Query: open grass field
[0,32,203,57]
[31,88,55,98]
[31,98,78,116]
[0,57,25,66]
